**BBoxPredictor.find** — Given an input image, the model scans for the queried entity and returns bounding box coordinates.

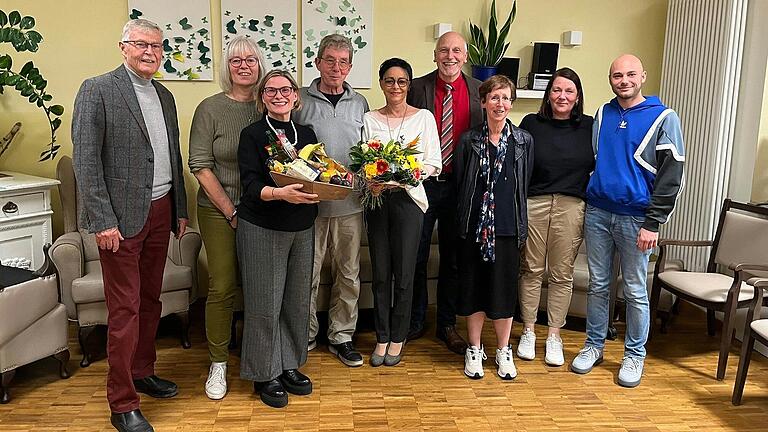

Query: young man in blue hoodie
[570,54,685,387]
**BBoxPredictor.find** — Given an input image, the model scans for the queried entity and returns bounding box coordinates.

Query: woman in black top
[454,75,533,380]
[516,68,594,367]
[237,69,319,408]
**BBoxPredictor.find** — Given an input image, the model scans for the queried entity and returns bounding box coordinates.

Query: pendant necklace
[618,107,628,129]
[266,115,298,158]
[384,106,408,143]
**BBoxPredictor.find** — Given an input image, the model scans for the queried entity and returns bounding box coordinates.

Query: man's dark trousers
[411,176,459,333]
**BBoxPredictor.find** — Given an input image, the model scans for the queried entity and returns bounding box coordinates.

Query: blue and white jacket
[586,96,685,232]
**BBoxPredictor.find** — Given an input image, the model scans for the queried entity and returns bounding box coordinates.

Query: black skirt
[456,235,520,320]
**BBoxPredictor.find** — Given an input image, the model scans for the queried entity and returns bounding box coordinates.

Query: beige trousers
[309,213,363,345]
[519,194,585,328]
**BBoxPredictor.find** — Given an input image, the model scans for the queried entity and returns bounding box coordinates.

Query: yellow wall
[752,59,768,203]
[1,0,669,236]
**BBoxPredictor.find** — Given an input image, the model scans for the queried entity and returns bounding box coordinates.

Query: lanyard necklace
[266,115,298,157]
[383,105,407,142]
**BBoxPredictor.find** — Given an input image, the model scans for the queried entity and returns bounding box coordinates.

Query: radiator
[659,0,749,271]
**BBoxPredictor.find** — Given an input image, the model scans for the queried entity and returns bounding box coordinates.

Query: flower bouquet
[348,136,423,209]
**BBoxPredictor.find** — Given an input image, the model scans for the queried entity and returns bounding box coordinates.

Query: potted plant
[467,0,516,81]
[0,9,64,163]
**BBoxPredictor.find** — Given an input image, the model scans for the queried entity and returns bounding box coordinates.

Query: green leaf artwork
[129,8,142,19]
[128,1,213,80]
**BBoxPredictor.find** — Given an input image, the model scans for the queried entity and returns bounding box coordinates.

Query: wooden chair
[732,277,768,405]
[650,199,768,380]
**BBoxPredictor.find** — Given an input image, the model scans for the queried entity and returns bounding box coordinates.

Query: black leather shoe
[407,325,427,341]
[132,375,178,398]
[329,342,364,367]
[279,369,312,395]
[253,379,288,408]
[110,409,154,432]
[436,325,469,355]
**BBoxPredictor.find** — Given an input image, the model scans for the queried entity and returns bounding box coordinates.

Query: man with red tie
[407,31,483,354]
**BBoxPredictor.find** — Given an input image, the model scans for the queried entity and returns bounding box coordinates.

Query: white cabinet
[0,172,59,270]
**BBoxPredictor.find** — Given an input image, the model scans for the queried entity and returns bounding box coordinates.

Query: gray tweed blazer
[72,65,187,238]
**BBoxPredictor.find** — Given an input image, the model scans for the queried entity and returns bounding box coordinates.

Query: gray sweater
[293,78,369,217]
[126,65,172,200]
[188,92,259,208]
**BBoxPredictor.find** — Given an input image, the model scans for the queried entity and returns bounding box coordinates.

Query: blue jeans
[584,205,652,358]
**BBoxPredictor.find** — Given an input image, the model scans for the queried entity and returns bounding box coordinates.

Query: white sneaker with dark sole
[617,356,644,388]
[464,345,486,379]
[496,345,517,380]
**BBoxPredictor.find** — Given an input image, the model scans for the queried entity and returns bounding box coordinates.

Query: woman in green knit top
[188,35,265,400]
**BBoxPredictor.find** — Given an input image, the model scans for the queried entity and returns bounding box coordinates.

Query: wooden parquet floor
[2,304,768,431]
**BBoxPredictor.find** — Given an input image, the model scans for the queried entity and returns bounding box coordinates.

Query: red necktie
[440,83,454,169]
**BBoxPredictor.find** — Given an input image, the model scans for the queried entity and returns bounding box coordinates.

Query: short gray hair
[219,36,266,94]
[121,19,162,41]
[317,34,354,63]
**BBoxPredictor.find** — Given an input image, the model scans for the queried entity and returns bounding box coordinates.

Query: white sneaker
[517,328,536,360]
[308,339,317,351]
[496,345,517,380]
[544,335,564,366]
[205,361,227,400]
[617,356,644,388]
[464,345,486,379]
[570,346,603,374]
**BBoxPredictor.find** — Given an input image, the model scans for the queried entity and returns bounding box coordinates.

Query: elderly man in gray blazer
[72,18,188,432]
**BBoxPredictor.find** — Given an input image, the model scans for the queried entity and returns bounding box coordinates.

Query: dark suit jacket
[72,65,187,238]
[407,70,484,130]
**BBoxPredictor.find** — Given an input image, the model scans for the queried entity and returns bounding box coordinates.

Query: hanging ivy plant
[0,9,63,161]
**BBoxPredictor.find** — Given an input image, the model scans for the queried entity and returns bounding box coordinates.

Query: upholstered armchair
[1,252,70,404]
[49,156,201,367]
[650,199,768,380]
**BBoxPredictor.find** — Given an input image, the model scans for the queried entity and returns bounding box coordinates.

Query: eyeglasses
[229,57,259,68]
[320,57,351,70]
[263,86,294,97]
[488,95,513,103]
[122,40,163,51]
[382,78,409,88]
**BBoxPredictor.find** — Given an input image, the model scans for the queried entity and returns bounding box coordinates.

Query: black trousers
[411,178,459,331]
[366,190,424,343]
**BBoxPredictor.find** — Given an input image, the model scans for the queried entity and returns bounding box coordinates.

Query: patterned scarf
[475,120,510,262]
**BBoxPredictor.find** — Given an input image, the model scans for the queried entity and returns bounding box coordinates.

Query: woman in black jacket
[454,75,533,381]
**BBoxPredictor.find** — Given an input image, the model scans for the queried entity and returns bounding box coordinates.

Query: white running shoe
[205,361,227,400]
[517,328,536,360]
[464,345,486,379]
[496,345,517,380]
[544,334,565,366]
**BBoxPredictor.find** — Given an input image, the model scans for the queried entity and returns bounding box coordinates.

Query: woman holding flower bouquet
[362,58,441,366]
[237,69,319,408]
[454,75,534,381]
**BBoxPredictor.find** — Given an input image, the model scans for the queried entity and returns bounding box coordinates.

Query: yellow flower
[364,163,378,179]
[406,155,421,169]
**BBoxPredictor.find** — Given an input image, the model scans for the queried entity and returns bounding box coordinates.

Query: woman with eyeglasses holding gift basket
[237,69,319,408]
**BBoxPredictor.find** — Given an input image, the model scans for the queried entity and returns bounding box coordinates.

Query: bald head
[434,31,468,82]
[610,54,644,75]
[609,54,647,108]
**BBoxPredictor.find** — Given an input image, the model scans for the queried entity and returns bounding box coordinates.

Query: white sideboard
[0,171,60,270]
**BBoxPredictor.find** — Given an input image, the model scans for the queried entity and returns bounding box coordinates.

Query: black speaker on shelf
[497,57,520,86]
[531,42,559,74]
